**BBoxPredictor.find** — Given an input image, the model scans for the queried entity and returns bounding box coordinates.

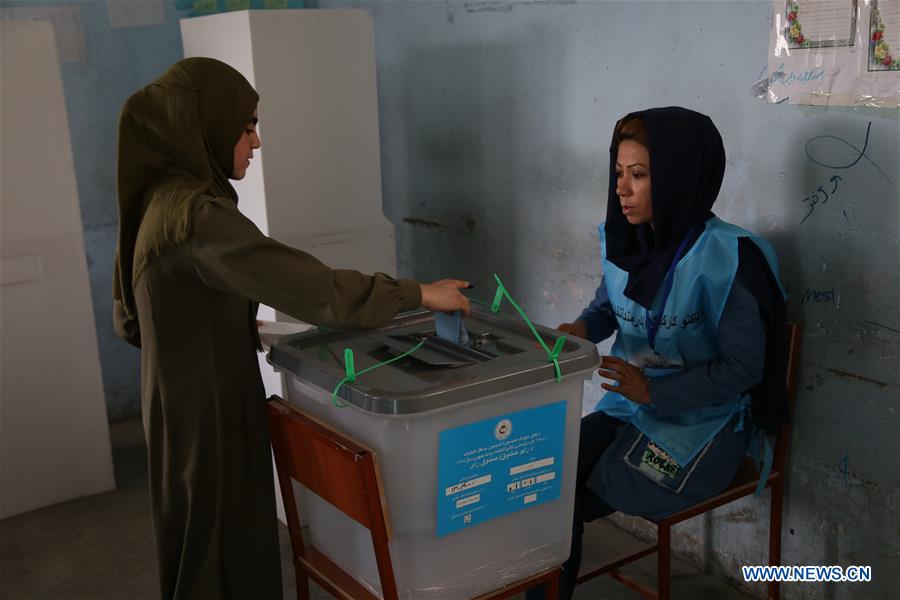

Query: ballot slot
[294,329,554,373]
[371,330,521,368]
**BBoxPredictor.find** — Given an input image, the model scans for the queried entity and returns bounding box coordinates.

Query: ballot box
[269,306,599,599]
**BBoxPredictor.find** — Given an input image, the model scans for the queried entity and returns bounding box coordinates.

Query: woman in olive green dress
[112,57,469,600]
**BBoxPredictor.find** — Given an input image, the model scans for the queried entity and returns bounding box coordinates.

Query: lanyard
[646,226,698,350]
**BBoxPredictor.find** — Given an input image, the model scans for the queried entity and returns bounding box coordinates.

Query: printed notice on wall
[767,0,900,107]
[436,401,566,537]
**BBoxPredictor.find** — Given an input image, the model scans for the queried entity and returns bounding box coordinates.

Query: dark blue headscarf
[604,106,725,309]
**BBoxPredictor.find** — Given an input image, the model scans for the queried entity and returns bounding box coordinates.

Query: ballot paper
[434,310,470,346]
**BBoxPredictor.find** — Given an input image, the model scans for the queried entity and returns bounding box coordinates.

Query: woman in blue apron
[527,107,788,600]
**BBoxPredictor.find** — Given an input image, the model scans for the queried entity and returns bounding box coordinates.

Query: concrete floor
[1,420,753,600]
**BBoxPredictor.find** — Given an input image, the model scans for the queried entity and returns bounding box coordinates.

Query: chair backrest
[266,397,397,598]
[773,322,802,473]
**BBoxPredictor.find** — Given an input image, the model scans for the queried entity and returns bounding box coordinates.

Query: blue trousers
[525,411,622,600]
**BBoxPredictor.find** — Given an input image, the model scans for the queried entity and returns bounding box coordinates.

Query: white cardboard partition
[0,21,114,519]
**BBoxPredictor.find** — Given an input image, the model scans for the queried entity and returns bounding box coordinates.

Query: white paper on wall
[766,0,900,107]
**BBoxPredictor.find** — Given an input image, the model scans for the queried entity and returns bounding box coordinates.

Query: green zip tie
[549,335,566,381]
[331,341,426,407]
[491,285,505,313]
[329,348,358,407]
[344,348,356,382]
[490,273,566,382]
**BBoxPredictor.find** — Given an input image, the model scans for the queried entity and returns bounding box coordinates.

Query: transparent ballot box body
[269,307,600,599]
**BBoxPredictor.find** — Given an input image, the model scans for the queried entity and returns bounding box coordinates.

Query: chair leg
[768,478,784,600]
[658,524,671,600]
[544,569,560,600]
[295,564,310,600]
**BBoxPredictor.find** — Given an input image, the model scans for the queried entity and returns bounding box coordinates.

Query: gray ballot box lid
[268,306,600,415]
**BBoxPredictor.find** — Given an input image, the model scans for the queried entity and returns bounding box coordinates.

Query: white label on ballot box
[436,401,567,537]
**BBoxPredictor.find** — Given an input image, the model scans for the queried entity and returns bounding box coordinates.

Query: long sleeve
[189,197,421,330]
[649,270,766,418]
[577,277,619,343]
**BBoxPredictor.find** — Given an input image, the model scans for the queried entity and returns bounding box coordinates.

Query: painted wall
[319,1,898,598]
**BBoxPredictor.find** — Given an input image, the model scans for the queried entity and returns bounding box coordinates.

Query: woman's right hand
[557,320,588,339]
[420,280,471,316]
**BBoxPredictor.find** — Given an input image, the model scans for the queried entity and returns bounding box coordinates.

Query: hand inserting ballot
[598,355,651,405]
[420,279,472,317]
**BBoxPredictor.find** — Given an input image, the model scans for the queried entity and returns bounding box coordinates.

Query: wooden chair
[267,396,561,600]
[575,322,802,600]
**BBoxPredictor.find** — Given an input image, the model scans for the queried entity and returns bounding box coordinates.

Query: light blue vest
[596,217,783,466]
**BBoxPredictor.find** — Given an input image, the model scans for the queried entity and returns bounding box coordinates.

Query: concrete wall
[320,1,899,598]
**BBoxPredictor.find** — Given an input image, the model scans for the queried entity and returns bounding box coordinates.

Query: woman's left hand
[598,355,651,405]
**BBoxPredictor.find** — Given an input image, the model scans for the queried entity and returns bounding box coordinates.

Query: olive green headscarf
[113,57,259,323]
